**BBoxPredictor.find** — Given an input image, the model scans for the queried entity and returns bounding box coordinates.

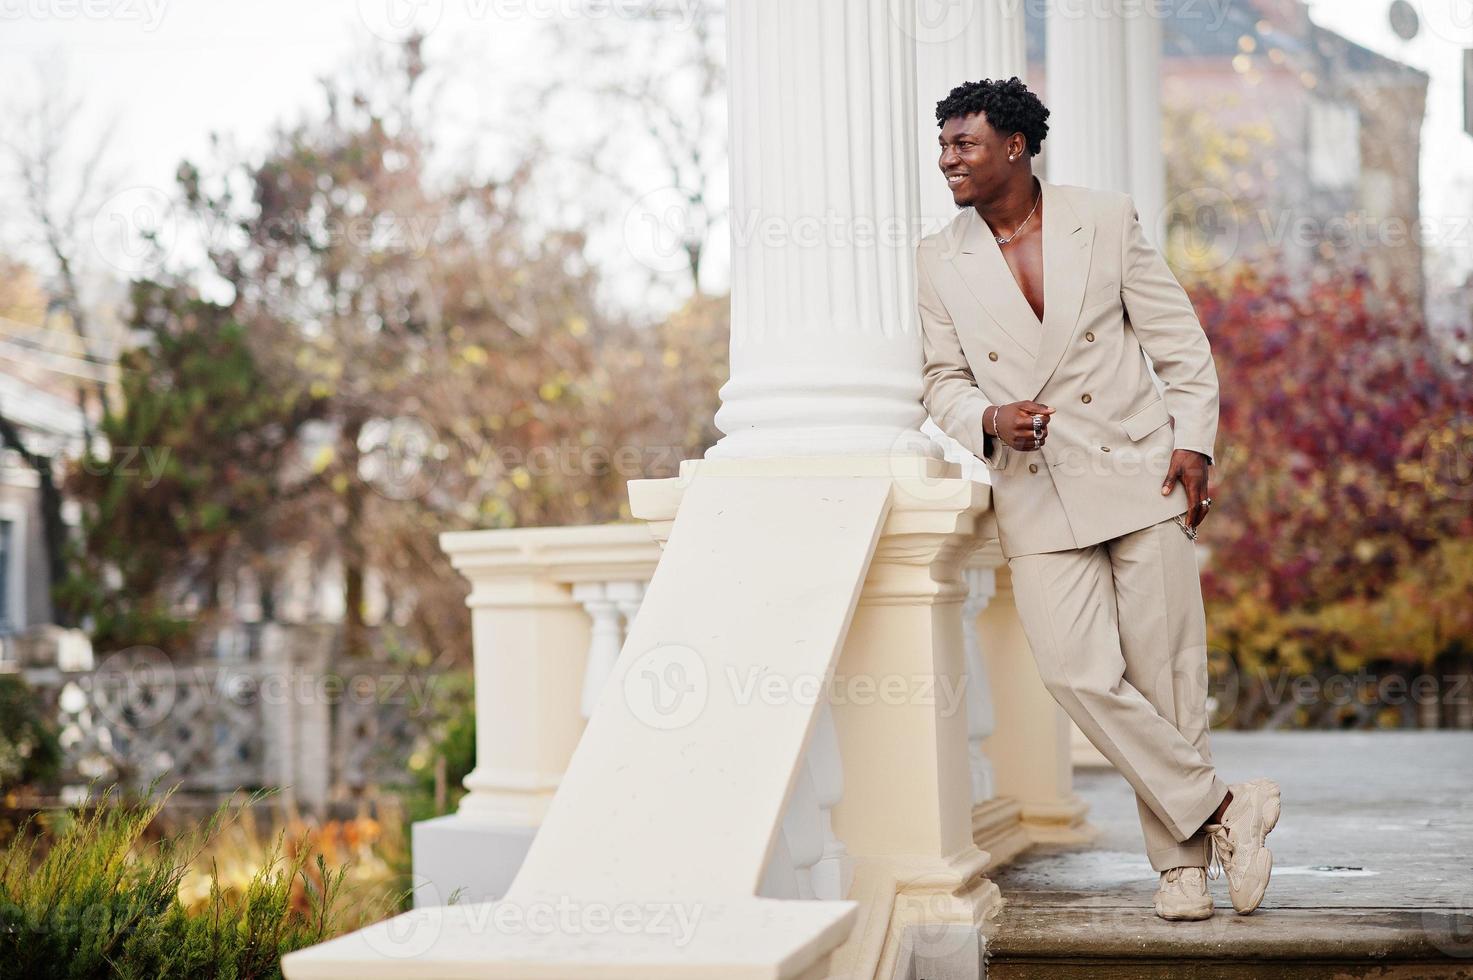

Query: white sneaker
[1206,777,1282,914]
[1154,865,1213,920]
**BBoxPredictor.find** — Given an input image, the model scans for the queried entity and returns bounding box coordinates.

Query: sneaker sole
[1155,902,1214,921]
[1231,787,1281,914]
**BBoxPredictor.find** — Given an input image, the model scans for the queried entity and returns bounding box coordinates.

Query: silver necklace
[994,188,1041,246]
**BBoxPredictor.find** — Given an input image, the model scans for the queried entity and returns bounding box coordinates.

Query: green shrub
[0,674,62,794]
[0,786,397,980]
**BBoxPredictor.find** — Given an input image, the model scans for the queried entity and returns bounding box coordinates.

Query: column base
[411,814,538,907]
[1018,795,1099,846]
[971,797,1031,871]
[828,852,1001,980]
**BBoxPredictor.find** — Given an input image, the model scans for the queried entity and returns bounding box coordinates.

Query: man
[916,77,1281,921]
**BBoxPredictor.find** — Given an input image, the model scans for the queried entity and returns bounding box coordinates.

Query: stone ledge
[282,895,858,980]
[984,906,1471,963]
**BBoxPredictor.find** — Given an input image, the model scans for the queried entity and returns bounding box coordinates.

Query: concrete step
[982,906,1473,979]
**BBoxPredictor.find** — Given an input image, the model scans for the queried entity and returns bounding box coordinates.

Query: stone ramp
[983,731,1473,978]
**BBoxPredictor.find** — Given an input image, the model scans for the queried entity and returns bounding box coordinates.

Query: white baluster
[760,700,850,902]
[608,580,646,642]
[573,583,624,719]
[962,567,998,804]
[807,701,851,901]
[780,763,823,900]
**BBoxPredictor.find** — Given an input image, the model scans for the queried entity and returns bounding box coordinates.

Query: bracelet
[988,406,1001,438]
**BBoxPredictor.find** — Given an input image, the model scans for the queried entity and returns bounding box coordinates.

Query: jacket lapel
[944,178,1096,398]
[1028,179,1095,399]
[952,207,1042,359]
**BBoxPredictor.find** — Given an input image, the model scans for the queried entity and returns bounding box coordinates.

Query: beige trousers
[1007,513,1229,872]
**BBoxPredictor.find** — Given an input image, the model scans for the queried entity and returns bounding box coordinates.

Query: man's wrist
[1176,447,1213,466]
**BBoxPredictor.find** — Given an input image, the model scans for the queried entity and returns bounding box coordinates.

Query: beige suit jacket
[917,178,1220,559]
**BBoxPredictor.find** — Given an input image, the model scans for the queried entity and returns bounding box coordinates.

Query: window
[0,518,12,634]
[1308,97,1361,190]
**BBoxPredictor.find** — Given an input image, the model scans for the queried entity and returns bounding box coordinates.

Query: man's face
[938,111,1016,207]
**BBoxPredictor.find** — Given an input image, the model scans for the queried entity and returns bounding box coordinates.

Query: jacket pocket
[1118,395,1171,442]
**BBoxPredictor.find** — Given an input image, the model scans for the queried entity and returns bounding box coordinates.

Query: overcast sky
[1,0,1468,314]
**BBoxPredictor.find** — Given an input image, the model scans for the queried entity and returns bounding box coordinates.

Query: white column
[913,0,1028,237]
[710,0,935,460]
[1045,6,1165,237]
[1044,10,1130,192]
[913,0,1029,464]
[1124,11,1166,243]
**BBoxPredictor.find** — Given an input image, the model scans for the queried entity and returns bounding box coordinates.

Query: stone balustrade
[412,516,1092,911]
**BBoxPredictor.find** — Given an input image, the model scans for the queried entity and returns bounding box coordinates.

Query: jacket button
[1085,331,1095,342]
[1081,393,1092,403]
[988,351,999,361]
[1101,446,1112,452]
[1028,463,1039,473]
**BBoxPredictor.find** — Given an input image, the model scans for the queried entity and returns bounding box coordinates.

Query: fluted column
[913,0,1028,237]
[1045,9,1130,192]
[1046,6,1165,239]
[1124,11,1166,242]
[710,0,935,459]
[913,0,1028,464]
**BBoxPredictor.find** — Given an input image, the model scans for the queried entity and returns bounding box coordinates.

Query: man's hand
[1162,449,1212,528]
[988,401,1055,451]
